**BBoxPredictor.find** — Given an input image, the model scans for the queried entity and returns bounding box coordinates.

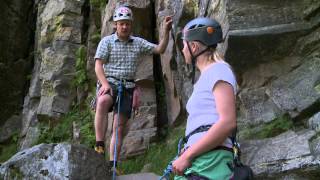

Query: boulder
[0,143,110,180]
[241,130,320,179]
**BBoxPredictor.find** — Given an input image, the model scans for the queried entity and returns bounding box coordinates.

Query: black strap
[229,127,236,145]
[187,42,210,84]
[186,173,210,180]
[212,146,233,153]
[183,125,212,143]
[183,125,235,153]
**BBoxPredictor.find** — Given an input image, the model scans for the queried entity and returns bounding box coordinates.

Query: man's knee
[97,94,113,107]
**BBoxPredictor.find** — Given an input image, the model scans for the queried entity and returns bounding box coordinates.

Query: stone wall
[19,0,85,149]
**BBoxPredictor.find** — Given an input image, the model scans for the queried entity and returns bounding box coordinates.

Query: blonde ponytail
[207,47,224,63]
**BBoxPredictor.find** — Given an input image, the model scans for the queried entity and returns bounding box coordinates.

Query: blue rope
[113,81,123,180]
[159,138,184,180]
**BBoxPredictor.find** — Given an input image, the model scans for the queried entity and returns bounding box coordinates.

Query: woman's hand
[172,153,192,176]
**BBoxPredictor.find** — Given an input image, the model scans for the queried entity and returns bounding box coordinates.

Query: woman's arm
[172,81,237,175]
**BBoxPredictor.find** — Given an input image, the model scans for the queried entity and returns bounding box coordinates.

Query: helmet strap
[187,42,210,84]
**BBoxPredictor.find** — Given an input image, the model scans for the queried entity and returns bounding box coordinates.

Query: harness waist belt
[183,125,212,143]
[184,125,233,153]
[212,146,233,153]
[107,76,134,83]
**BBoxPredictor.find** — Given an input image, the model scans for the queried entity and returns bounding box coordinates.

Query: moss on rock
[240,115,294,140]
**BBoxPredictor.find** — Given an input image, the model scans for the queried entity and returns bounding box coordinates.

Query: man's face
[115,20,132,39]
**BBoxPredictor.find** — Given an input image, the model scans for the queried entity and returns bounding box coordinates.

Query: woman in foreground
[173,17,237,180]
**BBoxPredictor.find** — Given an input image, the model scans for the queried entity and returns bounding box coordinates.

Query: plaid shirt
[94,33,156,88]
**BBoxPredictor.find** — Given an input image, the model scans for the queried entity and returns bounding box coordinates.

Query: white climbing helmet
[113,6,133,22]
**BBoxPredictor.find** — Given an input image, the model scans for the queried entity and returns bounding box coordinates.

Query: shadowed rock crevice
[0,0,36,126]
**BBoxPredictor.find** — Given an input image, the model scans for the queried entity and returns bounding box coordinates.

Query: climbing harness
[159,125,234,179]
[159,125,212,180]
[230,130,254,180]
[112,80,124,180]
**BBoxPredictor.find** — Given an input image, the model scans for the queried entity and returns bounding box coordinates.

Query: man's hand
[164,16,173,32]
[98,83,113,97]
[153,15,173,54]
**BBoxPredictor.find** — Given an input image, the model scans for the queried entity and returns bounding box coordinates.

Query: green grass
[90,32,101,44]
[0,142,18,163]
[90,0,107,11]
[36,106,95,148]
[0,133,19,163]
[1,104,95,163]
[79,110,96,147]
[240,115,294,140]
[119,125,186,176]
[73,45,88,88]
[315,83,320,93]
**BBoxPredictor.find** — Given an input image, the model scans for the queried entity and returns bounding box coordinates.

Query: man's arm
[95,59,112,96]
[153,16,173,54]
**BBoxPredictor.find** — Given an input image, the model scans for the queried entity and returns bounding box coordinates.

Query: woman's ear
[191,42,199,54]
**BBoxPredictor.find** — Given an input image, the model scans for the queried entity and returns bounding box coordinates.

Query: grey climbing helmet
[113,6,133,22]
[182,17,223,46]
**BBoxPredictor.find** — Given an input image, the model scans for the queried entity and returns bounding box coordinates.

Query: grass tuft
[119,125,186,176]
[0,133,19,163]
[36,106,95,148]
[241,115,294,140]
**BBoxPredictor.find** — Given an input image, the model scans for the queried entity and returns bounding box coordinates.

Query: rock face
[241,130,320,179]
[155,0,320,178]
[267,57,320,118]
[0,143,110,180]
[219,0,320,125]
[19,0,85,149]
[202,0,320,178]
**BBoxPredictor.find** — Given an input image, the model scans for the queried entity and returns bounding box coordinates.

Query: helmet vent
[189,24,204,30]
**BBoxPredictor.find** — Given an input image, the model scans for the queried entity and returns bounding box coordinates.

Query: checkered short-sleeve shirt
[94,33,156,88]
